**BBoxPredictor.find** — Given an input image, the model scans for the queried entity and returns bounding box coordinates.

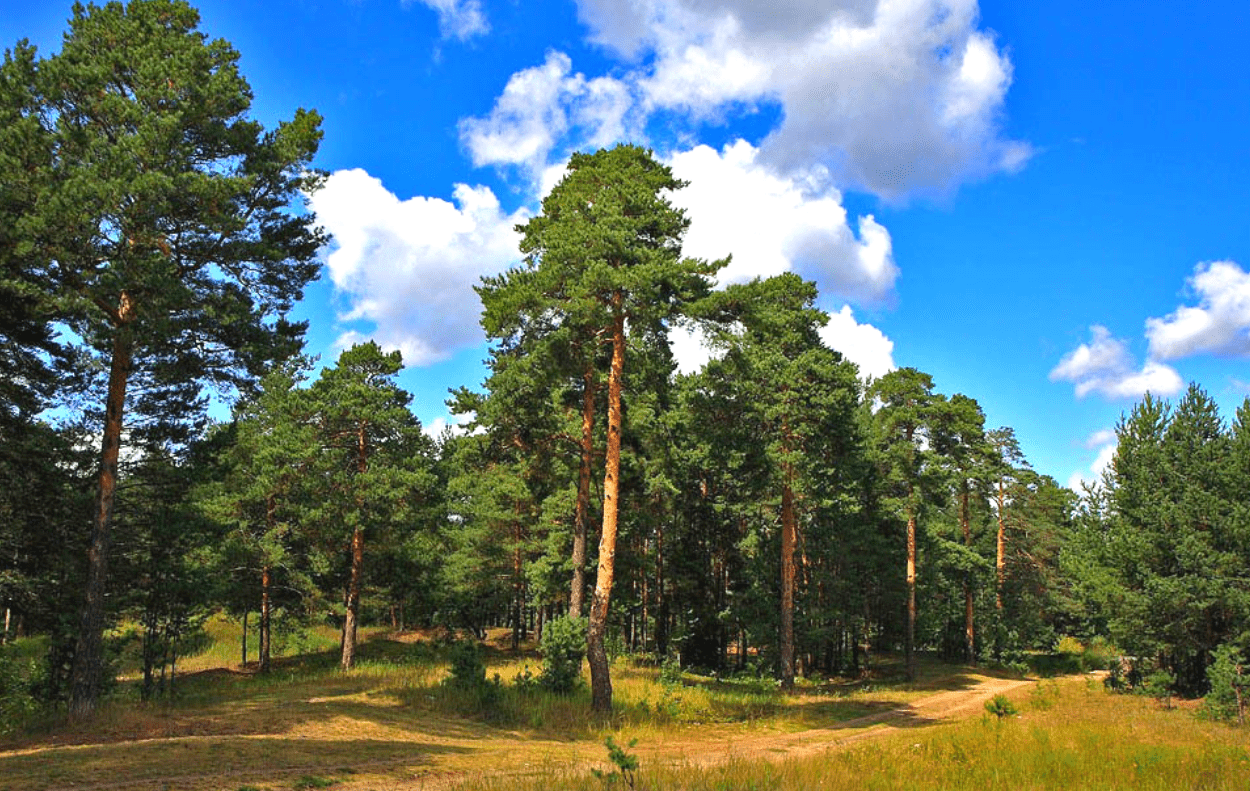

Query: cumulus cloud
[572,0,1029,198]
[818,305,895,380]
[1067,428,1117,492]
[1146,260,1250,360]
[423,411,478,440]
[1049,325,1183,400]
[459,51,635,178]
[307,168,526,366]
[668,140,898,302]
[405,0,489,40]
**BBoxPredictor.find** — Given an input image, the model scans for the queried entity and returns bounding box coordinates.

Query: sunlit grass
[462,677,1250,791]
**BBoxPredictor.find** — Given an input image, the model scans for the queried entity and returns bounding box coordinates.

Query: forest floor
[0,626,1039,791]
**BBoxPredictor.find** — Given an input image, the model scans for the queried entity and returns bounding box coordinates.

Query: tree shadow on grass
[0,734,470,791]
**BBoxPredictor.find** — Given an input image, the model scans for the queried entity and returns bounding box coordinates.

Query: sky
[3,0,1249,490]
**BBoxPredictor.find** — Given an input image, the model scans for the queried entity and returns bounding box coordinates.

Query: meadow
[1,619,1246,791]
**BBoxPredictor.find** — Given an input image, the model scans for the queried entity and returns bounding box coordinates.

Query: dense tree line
[3,0,1245,725]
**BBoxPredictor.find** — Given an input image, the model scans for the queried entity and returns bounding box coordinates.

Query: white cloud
[459,51,635,179]
[423,411,477,440]
[1146,260,1250,360]
[670,323,718,375]
[573,0,1029,198]
[405,0,489,40]
[819,304,895,380]
[308,168,526,366]
[1067,428,1117,492]
[668,140,898,302]
[1050,325,1183,400]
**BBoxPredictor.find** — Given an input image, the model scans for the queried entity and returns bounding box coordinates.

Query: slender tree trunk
[906,505,917,683]
[242,610,248,666]
[995,476,1006,613]
[70,297,135,720]
[341,423,371,671]
[588,300,625,713]
[655,514,667,657]
[780,474,798,690]
[260,565,272,673]
[512,517,524,651]
[2,605,9,645]
[341,525,364,670]
[571,369,596,618]
[962,486,975,665]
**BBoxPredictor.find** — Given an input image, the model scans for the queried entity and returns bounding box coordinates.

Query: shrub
[539,616,587,694]
[0,647,46,736]
[1201,644,1246,723]
[984,693,1018,720]
[446,640,487,689]
[1142,669,1176,708]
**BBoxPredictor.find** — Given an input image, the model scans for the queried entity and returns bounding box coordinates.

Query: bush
[446,640,487,689]
[539,616,587,694]
[1202,644,1246,723]
[0,649,45,736]
[984,693,1018,720]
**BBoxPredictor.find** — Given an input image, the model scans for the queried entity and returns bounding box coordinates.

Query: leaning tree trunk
[570,369,596,618]
[69,295,135,720]
[588,299,625,713]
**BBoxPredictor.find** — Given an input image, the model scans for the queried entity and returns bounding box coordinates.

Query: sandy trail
[2,674,1034,790]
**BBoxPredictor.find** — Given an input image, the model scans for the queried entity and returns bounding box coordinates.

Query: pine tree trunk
[780,476,798,690]
[260,564,272,673]
[512,518,524,651]
[906,506,917,683]
[341,526,364,670]
[69,299,135,721]
[996,477,1006,613]
[242,610,248,667]
[962,486,975,665]
[341,425,369,671]
[588,300,625,713]
[570,369,595,618]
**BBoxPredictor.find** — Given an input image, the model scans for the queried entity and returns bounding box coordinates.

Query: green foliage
[1064,385,1250,695]
[984,693,1018,719]
[591,736,639,790]
[446,640,488,689]
[1201,644,1247,723]
[0,646,45,735]
[659,655,683,689]
[539,616,587,693]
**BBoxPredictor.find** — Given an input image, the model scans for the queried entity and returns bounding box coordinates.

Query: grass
[3,622,1245,790]
[462,677,1250,791]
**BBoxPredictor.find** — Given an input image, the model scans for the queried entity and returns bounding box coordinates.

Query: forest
[2,0,1249,757]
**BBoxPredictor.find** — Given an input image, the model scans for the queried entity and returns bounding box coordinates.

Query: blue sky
[5,0,1249,488]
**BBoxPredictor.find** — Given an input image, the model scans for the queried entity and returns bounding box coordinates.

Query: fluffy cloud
[668,141,898,302]
[460,51,635,178]
[405,0,489,40]
[307,168,526,366]
[1067,428,1117,492]
[819,305,895,380]
[1146,260,1250,360]
[1049,325,1183,400]
[572,0,1029,198]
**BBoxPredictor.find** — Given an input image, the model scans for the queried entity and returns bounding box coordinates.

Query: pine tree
[0,0,324,717]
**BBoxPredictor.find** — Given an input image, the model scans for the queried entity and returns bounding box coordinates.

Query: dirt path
[1,675,1034,791]
[343,674,1036,790]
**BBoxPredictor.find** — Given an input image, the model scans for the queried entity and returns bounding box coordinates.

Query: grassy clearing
[462,676,1250,791]
[6,622,1242,790]
[0,622,998,790]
